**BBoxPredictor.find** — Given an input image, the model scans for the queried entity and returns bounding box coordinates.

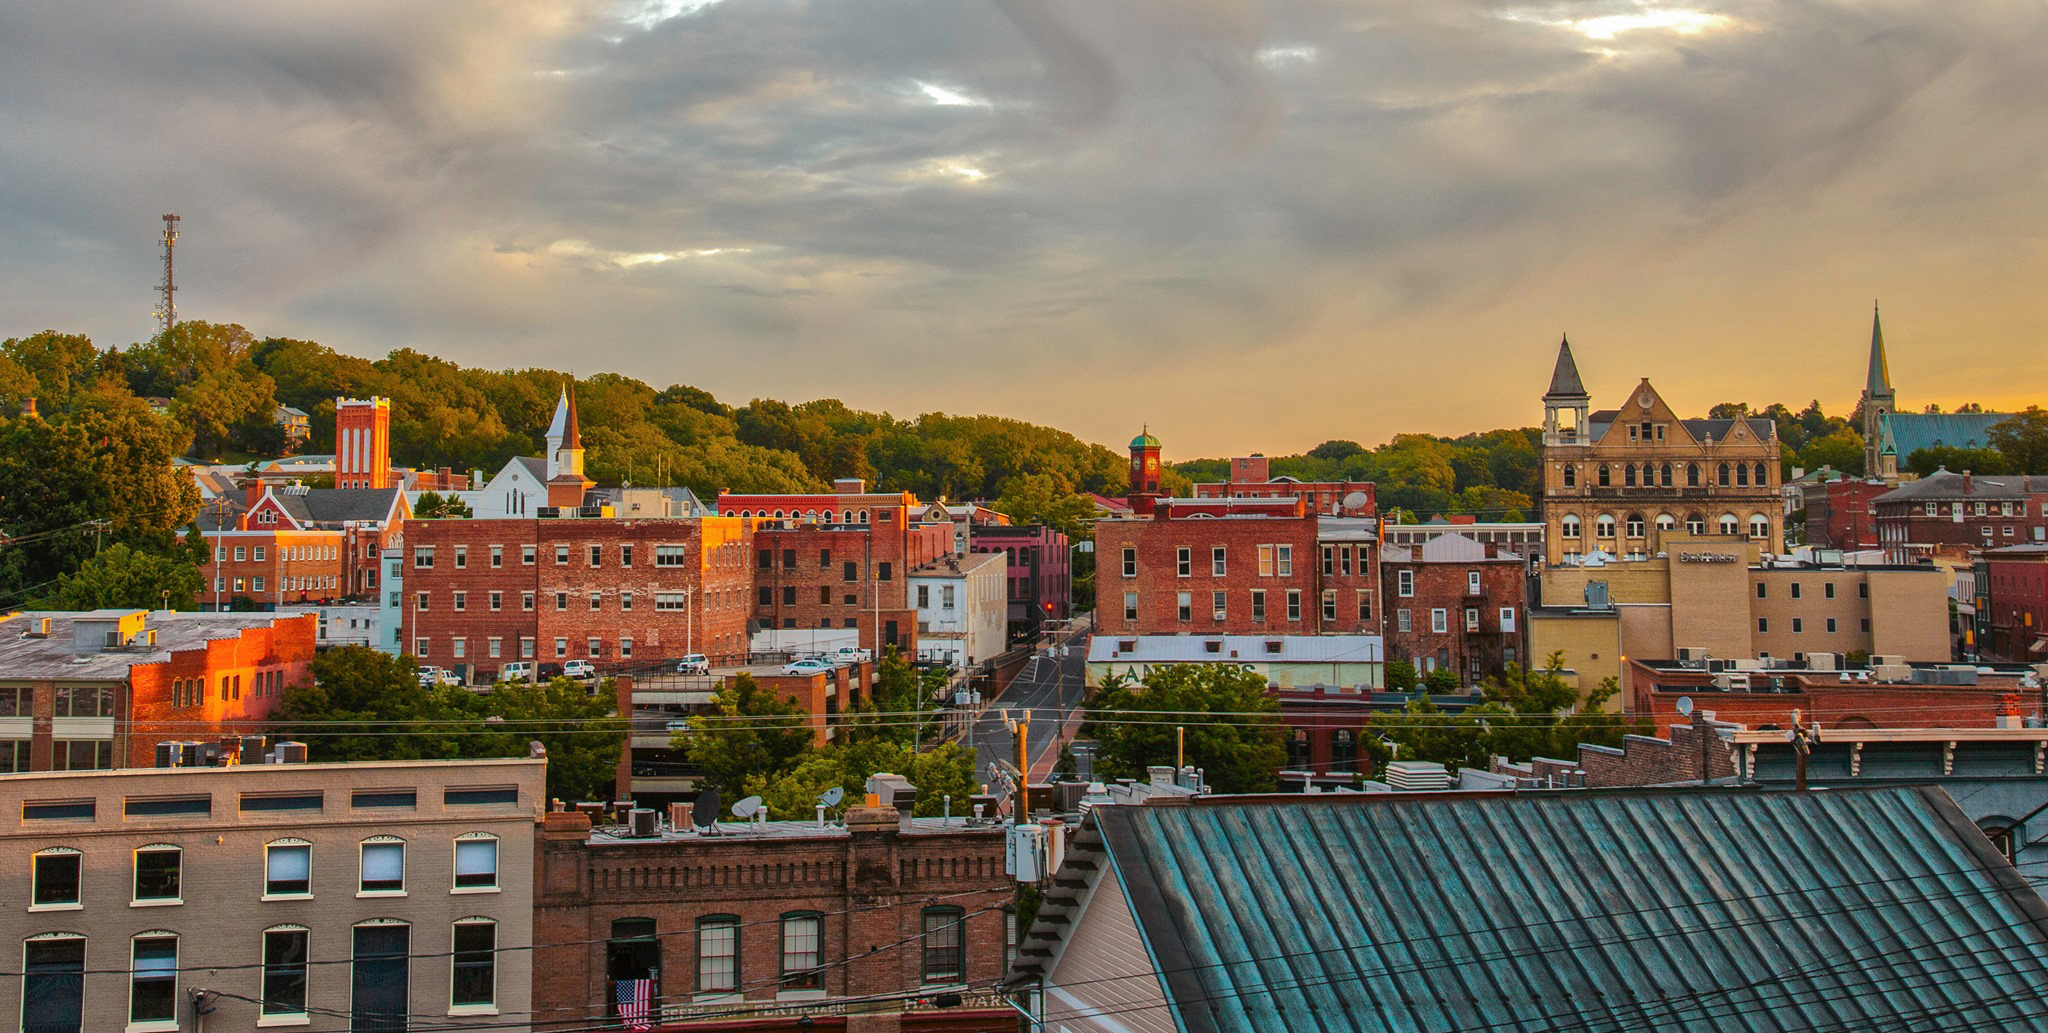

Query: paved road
[973,620,1091,788]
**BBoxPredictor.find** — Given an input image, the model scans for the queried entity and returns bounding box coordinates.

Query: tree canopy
[1083,664,1287,793]
[1368,655,1650,772]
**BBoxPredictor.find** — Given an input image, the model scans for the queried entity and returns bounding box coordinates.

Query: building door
[22,936,85,1033]
[608,918,662,1024]
[352,924,410,1032]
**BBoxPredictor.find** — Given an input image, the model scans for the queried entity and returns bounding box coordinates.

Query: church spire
[1544,334,1588,400]
[561,382,583,451]
[1866,302,1893,400]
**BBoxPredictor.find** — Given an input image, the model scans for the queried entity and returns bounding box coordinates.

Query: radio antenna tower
[154,213,180,336]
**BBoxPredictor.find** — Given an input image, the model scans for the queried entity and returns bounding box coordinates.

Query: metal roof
[1061,786,2048,1033]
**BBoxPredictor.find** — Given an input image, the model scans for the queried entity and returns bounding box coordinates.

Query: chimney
[833,477,866,495]
[1963,470,1973,494]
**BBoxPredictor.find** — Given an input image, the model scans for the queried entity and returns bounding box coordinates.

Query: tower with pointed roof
[1862,304,1897,479]
[1542,335,1591,446]
[544,384,593,509]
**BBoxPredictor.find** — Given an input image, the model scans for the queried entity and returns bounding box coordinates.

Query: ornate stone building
[1538,337,1783,565]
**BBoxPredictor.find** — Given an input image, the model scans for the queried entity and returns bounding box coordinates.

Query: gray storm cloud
[2,0,2045,453]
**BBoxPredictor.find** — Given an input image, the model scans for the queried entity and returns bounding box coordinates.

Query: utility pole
[155,214,180,336]
[1012,709,1030,823]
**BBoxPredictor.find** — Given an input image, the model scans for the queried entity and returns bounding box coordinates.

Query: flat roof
[0,611,311,681]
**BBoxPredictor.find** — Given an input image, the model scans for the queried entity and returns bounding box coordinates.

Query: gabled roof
[1874,469,2045,502]
[1020,786,2048,1033]
[513,456,546,481]
[1681,417,1777,443]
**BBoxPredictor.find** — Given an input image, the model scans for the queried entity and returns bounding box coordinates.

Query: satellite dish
[1676,696,1694,717]
[1342,491,1370,513]
[819,787,845,808]
[691,788,721,829]
[732,795,763,819]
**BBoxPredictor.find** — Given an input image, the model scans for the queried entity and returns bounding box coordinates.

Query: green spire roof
[1131,426,1160,449]
[1867,302,1893,399]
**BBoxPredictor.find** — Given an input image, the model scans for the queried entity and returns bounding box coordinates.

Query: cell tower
[154,213,180,336]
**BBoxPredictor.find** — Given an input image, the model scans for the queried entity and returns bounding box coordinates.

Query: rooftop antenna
[154,213,180,336]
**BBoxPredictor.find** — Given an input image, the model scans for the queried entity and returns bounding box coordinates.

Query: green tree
[2,331,103,411]
[1990,408,2048,475]
[414,491,473,519]
[993,474,1100,542]
[1084,665,1286,793]
[676,674,816,799]
[31,544,203,611]
[1385,659,1418,691]
[1798,429,1865,477]
[1905,446,2008,477]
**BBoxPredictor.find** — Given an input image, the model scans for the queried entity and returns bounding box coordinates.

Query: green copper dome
[1131,426,1160,449]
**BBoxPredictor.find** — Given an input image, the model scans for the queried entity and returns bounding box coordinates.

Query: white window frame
[358,837,406,897]
[264,839,313,900]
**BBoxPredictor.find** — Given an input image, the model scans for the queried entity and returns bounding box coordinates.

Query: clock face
[1132,456,1142,469]
[1146,457,1158,472]
[1639,391,1654,408]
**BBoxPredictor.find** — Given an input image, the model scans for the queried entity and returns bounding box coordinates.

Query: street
[973,619,1091,788]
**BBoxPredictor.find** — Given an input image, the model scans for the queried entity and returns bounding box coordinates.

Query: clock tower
[1129,427,1163,515]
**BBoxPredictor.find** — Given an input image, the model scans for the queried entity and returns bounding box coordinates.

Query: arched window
[32,847,82,907]
[1735,464,1749,487]
[1287,729,1310,769]
[453,833,498,891]
[1659,463,1673,487]
[130,932,180,1025]
[22,933,85,1033]
[1980,818,2020,862]
[1643,464,1656,486]
[1719,514,1739,535]
[1561,464,1576,488]
[1331,730,1357,773]
[358,836,405,894]
[1560,516,1582,539]
[1749,514,1770,540]
[451,918,497,1009]
[261,925,310,1019]
[780,912,823,990]
[697,915,740,994]
[351,921,411,1029]
[1656,514,1676,532]
[1595,515,1616,539]
[1597,465,1611,487]
[1686,513,1706,535]
[133,844,181,903]
[1718,463,1731,487]
[1625,514,1645,539]
[1687,463,1700,487]
[1754,463,1768,485]
[1623,465,1637,487]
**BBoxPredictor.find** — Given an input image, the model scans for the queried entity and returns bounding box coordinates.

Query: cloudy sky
[2,0,2044,456]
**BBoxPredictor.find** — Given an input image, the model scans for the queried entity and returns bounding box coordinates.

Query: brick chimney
[1963,470,1973,494]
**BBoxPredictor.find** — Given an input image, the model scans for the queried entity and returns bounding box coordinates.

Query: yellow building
[1538,338,1784,566]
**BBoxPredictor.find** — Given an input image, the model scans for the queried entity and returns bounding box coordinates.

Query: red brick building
[967,523,1073,634]
[1096,497,1324,635]
[0,609,315,772]
[1192,454,1376,517]
[1982,544,2048,660]
[748,510,955,656]
[400,515,755,678]
[201,484,408,607]
[531,796,1011,1032]
[1800,476,1888,551]
[1381,532,1528,682]
[1624,656,2045,735]
[1874,470,2048,563]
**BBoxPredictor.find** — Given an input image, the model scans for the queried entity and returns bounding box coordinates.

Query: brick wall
[531,806,1012,1031]
[751,513,953,655]
[1096,514,1322,635]
[1383,558,1527,681]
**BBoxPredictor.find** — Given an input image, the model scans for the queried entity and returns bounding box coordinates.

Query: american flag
[616,978,654,1031]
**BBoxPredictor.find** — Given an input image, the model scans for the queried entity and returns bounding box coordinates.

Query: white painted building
[1085,634,1386,690]
[909,551,1007,669]
[275,603,383,650]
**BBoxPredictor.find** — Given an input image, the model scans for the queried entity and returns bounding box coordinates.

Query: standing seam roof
[1095,787,2048,1033]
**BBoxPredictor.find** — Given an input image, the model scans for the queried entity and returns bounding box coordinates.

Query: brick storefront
[402,516,754,677]
[1382,535,1529,682]
[531,801,1012,1032]
[750,510,954,656]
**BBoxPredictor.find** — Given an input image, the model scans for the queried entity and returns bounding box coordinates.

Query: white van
[674,654,710,675]
[498,662,534,683]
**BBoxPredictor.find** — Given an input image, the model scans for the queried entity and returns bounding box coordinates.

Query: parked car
[497,662,534,683]
[829,646,873,665]
[780,658,835,676]
[562,659,597,680]
[416,666,443,688]
[674,654,710,675]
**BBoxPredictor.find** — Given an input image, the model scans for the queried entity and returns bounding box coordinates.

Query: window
[878,562,892,581]
[1625,514,1644,539]
[1177,592,1192,622]
[1562,464,1576,487]
[236,546,248,562]
[451,920,497,1008]
[24,935,86,1032]
[1825,582,1836,599]
[1560,515,1581,539]
[522,544,536,565]
[1826,618,1837,633]
[782,586,796,606]
[360,838,405,893]
[698,916,739,994]
[1758,617,1770,633]
[263,927,309,1017]
[781,913,822,990]
[555,544,570,565]
[33,849,81,907]
[1500,607,1517,632]
[1596,515,1616,538]
[1213,590,1227,622]
[1323,590,1337,622]
[414,546,434,568]
[1251,589,1267,622]
[489,591,502,611]
[1468,570,1482,595]
[1720,514,1739,535]
[590,544,604,567]
[1431,609,1448,634]
[1465,607,1480,632]
[455,835,498,890]
[1792,618,1804,633]
[1398,570,1414,597]
[1212,546,1227,575]
[254,546,266,562]
[416,591,430,612]
[131,935,178,1025]
[1790,582,1803,599]
[1750,515,1770,539]
[1177,547,1191,577]
[267,840,312,896]
[134,846,181,902]
[521,638,535,659]
[1660,463,1673,487]
[1756,582,1768,599]
[490,545,503,568]
[1597,464,1611,487]
[1286,590,1302,622]
[921,907,965,985]
[1397,609,1413,633]
[590,591,603,611]
[522,591,535,612]
[453,591,466,611]
[1123,593,1138,622]
[1276,545,1293,576]
[555,638,568,658]
[1322,545,1335,576]
[1624,464,1637,487]
[1358,592,1373,621]
[353,924,410,1033]
[757,586,773,607]
[588,637,603,657]
[657,593,687,611]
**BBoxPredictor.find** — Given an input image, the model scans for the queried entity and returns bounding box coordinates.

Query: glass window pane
[135,849,181,900]
[263,930,309,1016]
[268,845,311,894]
[34,853,81,905]
[25,938,86,1033]
[361,842,404,890]
[454,840,497,887]
[131,936,178,1022]
[698,918,737,993]
[352,925,409,1033]
[451,923,496,1006]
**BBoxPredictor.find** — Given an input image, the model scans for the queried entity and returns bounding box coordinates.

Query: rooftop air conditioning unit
[1713,672,1752,690]
[1675,646,1710,665]
[1807,652,1837,672]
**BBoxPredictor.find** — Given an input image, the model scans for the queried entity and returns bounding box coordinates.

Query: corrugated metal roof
[1089,786,2048,1032]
